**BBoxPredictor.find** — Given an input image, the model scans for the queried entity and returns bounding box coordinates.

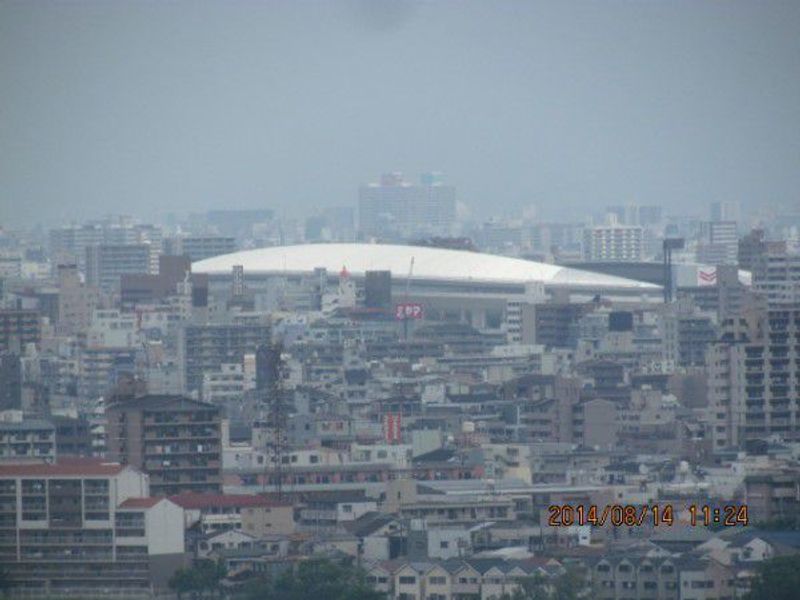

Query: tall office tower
[581,224,644,262]
[710,201,741,224]
[85,244,152,292]
[698,221,738,265]
[56,263,100,336]
[358,172,457,239]
[0,460,185,593]
[738,229,767,272]
[105,394,222,496]
[707,300,800,449]
[179,323,271,396]
[163,235,237,262]
[751,241,800,305]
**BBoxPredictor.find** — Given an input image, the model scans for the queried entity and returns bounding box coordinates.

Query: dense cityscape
[2,2,800,600]
[1,184,799,599]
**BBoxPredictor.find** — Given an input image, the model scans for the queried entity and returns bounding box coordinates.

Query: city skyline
[2,2,800,599]
[2,1,800,227]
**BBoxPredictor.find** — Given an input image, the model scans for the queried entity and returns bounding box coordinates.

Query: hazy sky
[1,0,799,227]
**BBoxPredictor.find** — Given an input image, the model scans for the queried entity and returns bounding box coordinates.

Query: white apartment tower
[582,223,644,262]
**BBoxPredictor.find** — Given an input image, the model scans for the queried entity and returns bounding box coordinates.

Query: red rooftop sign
[395,303,424,320]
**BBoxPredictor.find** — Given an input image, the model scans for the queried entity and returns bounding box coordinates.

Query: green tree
[169,559,227,600]
[238,558,382,600]
[169,567,195,600]
[746,555,800,600]
[500,567,586,600]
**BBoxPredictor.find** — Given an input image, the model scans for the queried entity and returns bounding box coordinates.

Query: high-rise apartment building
[0,415,56,462]
[661,298,718,368]
[581,225,644,262]
[751,242,800,305]
[179,323,270,395]
[0,459,184,594]
[105,394,222,496]
[77,346,137,403]
[738,229,767,272]
[707,301,800,449]
[358,172,457,239]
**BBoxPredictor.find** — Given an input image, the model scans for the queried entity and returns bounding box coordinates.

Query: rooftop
[168,492,290,510]
[119,497,165,509]
[0,457,127,477]
[193,243,659,290]
[0,418,55,431]
[106,394,218,412]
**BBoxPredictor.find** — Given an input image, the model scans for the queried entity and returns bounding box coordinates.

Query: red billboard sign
[395,303,424,320]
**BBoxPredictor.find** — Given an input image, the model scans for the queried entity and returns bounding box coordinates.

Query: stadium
[192,243,661,336]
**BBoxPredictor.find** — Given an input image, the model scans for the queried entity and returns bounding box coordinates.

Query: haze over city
[2,0,799,227]
[1,2,800,600]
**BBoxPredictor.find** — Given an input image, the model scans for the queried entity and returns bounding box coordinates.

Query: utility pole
[259,340,288,499]
[403,256,415,343]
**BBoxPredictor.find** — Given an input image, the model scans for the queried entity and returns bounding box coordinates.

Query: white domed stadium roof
[192,243,659,290]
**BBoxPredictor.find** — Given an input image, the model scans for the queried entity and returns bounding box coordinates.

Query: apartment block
[582,225,644,262]
[164,236,237,262]
[105,395,223,496]
[707,303,800,449]
[0,460,184,595]
[86,244,153,292]
[179,323,270,395]
[0,310,40,353]
[0,413,56,462]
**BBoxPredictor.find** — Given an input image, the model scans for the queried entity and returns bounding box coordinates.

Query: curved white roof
[192,243,659,290]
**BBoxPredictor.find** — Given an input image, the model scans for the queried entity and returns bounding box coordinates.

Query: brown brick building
[105,395,222,496]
